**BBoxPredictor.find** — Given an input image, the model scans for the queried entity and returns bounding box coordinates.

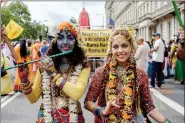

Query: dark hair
[27,41,32,47]
[48,38,88,72]
[20,39,28,58]
[180,40,185,47]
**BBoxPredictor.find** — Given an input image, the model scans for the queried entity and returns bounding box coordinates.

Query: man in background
[134,37,149,73]
[150,33,165,88]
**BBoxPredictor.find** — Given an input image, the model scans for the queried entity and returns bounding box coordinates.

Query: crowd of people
[1,22,184,123]
[134,27,185,88]
[1,25,50,94]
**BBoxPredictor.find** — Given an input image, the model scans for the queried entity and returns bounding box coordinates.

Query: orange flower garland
[106,57,136,122]
[59,22,77,37]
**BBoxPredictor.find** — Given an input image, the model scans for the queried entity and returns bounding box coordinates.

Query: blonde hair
[107,27,136,54]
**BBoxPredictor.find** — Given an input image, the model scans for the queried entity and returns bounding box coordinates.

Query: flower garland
[68,64,82,123]
[106,57,137,122]
[42,71,53,123]
[41,64,82,123]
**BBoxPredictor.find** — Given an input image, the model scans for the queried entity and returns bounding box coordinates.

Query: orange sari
[14,44,34,91]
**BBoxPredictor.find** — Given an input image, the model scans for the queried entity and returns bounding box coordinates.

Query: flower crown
[59,22,77,37]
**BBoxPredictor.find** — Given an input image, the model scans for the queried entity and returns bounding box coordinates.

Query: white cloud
[23,1,105,29]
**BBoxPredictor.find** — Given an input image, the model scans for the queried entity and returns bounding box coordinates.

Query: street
[1,78,184,123]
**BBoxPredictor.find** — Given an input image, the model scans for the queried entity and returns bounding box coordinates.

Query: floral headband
[59,22,77,37]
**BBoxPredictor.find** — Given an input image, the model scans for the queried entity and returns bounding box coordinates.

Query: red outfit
[85,66,155,122]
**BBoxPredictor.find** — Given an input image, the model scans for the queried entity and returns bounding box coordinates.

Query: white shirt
[152,39,165,62]
[144,42,150,53]
[134,44,148,71]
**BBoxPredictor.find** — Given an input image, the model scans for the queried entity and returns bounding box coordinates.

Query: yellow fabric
[171,45,177,64]
[57,67,90,101]
[25,67,90,104]
[6,20,24,40]
[1,53,13,95]
[25,69,42,104]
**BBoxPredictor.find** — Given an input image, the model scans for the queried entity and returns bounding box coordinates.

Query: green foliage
[1,2,47,41]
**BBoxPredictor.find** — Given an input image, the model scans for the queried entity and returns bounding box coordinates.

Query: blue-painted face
[57,29,76,52]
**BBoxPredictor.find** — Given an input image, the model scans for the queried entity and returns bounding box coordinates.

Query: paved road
[1,78,184,123]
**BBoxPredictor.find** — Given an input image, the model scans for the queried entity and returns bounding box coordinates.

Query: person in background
[149,33,165,88]
[40,40,48,56]
[1,24,17,95]
[134,37,149,72]
[31,39,43,75]
[175,41,185,84]
[147,41,153,79]
[27,39,33,59]
[175,28,185,84]
[14,39,34,91]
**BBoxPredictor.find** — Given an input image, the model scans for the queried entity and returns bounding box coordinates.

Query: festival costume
[175,46,185,81]
[85,60,155,122]
[20,22,91,123]
[24,67,90,123]
[85,29,155,123]
[14,44,33,91]
[1,52,13,95]
[32,43,43,76]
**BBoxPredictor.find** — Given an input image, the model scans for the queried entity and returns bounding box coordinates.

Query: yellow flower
[128,72,134,79]
[124,100,132,106]
[109,74,116,80]
[109,114,116,120]
[108,95,116,100]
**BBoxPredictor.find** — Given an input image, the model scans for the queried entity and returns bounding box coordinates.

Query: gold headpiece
[107,27,136,54]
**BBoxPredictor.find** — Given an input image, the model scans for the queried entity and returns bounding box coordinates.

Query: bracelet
[163,119,171,123]
[97,107,104,117]
[52,74,61,83]
[22,84,31,90]
[92,106,98,116]
[59,78,67,89]
[99,107,109,118]
[23,87,32,95]
[21,80,30,87]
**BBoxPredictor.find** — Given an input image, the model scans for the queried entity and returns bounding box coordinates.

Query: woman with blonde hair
[84,28,170,123]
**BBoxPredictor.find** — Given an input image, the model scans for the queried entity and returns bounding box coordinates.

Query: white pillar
[146,26,149,41]
[181,10,184,25]
[144,27,146,40]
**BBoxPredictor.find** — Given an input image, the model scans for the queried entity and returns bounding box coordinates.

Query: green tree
[1,2,47,41]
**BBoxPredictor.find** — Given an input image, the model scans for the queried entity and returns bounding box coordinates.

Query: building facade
[105,1,184,43]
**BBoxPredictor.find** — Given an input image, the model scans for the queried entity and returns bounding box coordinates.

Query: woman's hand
[1,24,7,40]
[18,64,29,83]
[102,98,121,116]
[39,55,56,75]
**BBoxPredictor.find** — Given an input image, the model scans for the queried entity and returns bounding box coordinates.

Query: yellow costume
[1,52,13,95]
[25,67,90,103]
